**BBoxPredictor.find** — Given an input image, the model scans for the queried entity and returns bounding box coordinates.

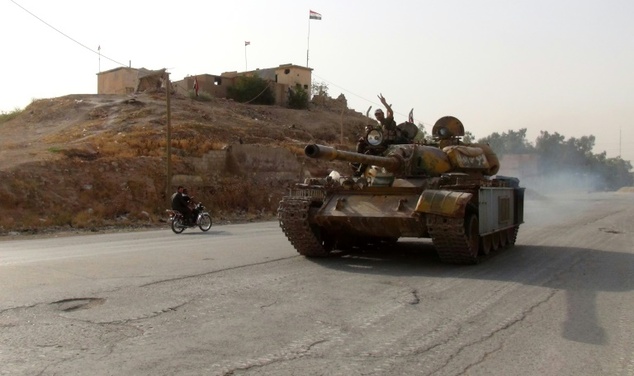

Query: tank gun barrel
[304,144,401,172]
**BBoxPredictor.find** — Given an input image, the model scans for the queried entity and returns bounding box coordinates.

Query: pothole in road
[50,298,106,312]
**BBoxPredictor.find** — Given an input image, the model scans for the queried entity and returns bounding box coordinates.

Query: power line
[9,0,431,127]
[9,0,127,67]
[312,73,434,128]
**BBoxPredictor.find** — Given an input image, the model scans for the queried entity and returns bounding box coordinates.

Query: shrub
[227,76,275,105]
[0,108,24,124]
[188,90,212,101]
[287,84,309,109]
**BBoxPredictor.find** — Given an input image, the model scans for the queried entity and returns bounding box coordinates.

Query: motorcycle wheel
[198,214,212,232]
[171,217,185,234]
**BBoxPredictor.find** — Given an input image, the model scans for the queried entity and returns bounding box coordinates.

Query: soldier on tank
[353,94,408,176]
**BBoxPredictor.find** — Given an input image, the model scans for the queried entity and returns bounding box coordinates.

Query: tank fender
[415,189,473,218]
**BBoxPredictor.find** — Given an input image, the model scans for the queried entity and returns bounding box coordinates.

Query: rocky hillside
[0,92,371,235]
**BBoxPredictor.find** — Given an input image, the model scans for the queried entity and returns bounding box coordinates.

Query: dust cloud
[514,168,624,227]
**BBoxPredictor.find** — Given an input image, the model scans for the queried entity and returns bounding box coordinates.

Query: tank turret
[305,142,498,178]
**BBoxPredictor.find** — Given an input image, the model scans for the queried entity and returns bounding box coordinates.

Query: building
[176,64,312,105]
[175,74,229,99]
[243,63,312,92]
[97,64,312,106]
[97,67,168,95]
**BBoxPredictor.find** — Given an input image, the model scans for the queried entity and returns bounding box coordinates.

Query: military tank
[278,116,524,264]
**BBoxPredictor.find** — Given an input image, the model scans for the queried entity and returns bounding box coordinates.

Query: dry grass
[0,93,370,234]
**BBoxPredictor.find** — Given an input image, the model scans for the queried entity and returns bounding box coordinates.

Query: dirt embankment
[0,92,370,235]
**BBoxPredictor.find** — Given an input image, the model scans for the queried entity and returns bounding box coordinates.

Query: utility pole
[165,72,172,200]
[340,104,345,144]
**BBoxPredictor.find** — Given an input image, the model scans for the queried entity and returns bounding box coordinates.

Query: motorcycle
[166,202,212,234]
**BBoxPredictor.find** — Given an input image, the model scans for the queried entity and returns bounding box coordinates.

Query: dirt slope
[0,92,369,234]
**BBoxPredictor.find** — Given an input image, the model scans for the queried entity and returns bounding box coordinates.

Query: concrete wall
[250,65,311,90]
[274,64,311,90]
[182,144,303,184]
[174,74,233,98]
[97,67,138,95]
[226,144,303,181]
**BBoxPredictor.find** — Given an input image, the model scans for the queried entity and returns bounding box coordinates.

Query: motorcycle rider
[171,186,194,224]
[183,189,199,224]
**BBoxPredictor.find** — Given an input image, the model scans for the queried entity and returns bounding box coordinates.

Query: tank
[278,116,525,264]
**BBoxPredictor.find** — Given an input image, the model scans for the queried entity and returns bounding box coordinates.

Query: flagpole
[245,44,248,71]
[307,16,311,67]
[307,11,321,67]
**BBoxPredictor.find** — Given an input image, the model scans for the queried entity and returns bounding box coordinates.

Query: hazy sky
[2,0,633,163]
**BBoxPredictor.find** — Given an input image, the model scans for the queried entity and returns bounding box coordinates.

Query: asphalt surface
[1,192,633,376]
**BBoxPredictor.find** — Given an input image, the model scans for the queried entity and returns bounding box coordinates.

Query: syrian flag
[408,108,414,123]
[245,41,250,46]
[309,10,322,20]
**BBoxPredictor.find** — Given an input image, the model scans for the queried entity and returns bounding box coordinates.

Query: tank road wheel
[480,234,492,255]
[499,230,508,248]
[278,197,333,257]
[491,231,501,251]
[507,226,520,246]
[464,214,480,260]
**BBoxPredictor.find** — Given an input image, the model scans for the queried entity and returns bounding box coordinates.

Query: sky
[2,0,633,164]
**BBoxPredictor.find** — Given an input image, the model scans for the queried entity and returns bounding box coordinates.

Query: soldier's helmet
[432,116,465,139]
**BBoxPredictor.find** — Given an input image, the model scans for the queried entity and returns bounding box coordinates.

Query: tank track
[278,196,331,257]
[508,225,520,245]
[426,214,479,264]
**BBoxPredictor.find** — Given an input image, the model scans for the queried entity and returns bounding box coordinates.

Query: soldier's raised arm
[377,93,394,119]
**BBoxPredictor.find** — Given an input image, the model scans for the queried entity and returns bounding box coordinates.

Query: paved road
[1,192,633,376]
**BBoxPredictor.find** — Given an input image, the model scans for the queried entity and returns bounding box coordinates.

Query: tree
[463,131,476,144]
[477,128,533,156]
[533,131,632,190]
[311,81,329,97]
[416,122,431,141]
